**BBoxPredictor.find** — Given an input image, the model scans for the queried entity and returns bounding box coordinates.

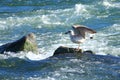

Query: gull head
[65,30,73,34]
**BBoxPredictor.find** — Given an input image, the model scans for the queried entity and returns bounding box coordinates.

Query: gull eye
[90,37,93,39]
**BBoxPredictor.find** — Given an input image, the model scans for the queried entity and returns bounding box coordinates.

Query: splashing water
[0,0,120,80]
[0,0,120,59]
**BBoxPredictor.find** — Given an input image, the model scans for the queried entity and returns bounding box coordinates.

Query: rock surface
[0,33,39,54]
[53,46,94,56]
[53,46,82,55]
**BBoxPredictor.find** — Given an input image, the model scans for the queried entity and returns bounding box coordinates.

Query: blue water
[0,0,120,80]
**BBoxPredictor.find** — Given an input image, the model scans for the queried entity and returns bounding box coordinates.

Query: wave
[0,1,119,29]
[103,0,120,8]
[0,4,89,30]
[0,51,53,61]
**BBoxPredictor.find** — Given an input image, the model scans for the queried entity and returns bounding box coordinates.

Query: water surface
[0,0,120,80]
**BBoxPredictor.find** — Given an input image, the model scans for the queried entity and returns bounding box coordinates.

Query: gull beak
[65,31,70,34]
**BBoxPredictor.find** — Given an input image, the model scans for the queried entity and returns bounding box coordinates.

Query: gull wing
[72,25,96,38]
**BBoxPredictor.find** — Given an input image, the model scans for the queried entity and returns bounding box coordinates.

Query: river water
[0,0,120,80]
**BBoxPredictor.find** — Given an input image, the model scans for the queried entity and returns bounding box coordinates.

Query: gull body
[68,30,85,44]
[65,25,96,48]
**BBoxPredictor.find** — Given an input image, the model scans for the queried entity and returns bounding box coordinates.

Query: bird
[65,25,97,49]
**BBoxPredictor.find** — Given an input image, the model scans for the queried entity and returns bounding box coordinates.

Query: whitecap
[81,24,120,56]
[103,0,120,8]
[75,4,88,14]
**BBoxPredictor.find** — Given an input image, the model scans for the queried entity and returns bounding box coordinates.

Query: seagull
[65,25,97,49]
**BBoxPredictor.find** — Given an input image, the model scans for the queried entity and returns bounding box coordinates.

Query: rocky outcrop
[0,33,39,54]
[0,32,94,57]
[53,46,82,55]
[53,46,94,56]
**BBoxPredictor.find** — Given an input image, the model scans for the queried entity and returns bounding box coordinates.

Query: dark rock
[0,33,39,54]
[53,46,95,58]
[53,46,82,55]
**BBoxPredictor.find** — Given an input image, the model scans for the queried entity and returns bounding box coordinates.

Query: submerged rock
[0,33,39,54]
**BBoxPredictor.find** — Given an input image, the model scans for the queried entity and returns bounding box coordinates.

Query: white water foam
[28,77,56,80]
[103,0,120,8]
[0,50,53,61]
[0,20,8,30]
[75,4,88,14]
[0,3,93,31]
[0,1,118,31]
[82,24,120,56]
[0,2,119,61]
[25,52,52,61]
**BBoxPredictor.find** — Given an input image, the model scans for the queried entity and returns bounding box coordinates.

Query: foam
[0,50,53,61]
[75,4,88,14]
[25,52,51,61]
[27,77,56,80]
[0,20,8,30]
[0,3,92,31]
[82,24,120,56]
[103,0,120,8]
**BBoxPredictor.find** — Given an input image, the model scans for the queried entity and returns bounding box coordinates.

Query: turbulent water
[0,0,120,80]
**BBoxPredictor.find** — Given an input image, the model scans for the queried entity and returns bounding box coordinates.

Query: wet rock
[0,33,39,54]
[53,46,82,55]
[53,46,95,57]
